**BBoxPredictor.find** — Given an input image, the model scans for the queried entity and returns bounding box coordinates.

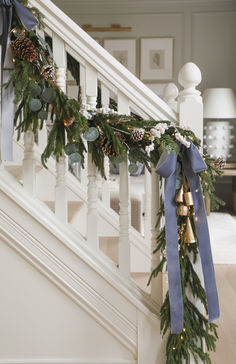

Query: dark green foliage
[6,4,223,364]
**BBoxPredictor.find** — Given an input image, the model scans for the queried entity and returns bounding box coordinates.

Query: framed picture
[103,38,136,74]
[140,37,174,82]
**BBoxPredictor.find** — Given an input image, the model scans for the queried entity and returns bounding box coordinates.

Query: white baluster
[53,33,68,221]
[23,129,36,196]
[87,153,99,249]
[163,82,179,113]
[101,83,111,207]
[86,64,97,109]
[86,64,99,248]
[150,166,162,305]
[55,67,67,93]
[80,64,87,109]
[118,92,131,276]
[34,28,48,153]
[55,153,68,222]
[178,62,203,143]
[79,65,88,187]
[101,83,110,112]
[144,166,152,245]
[37,124,48,153]
[102,157,110,208]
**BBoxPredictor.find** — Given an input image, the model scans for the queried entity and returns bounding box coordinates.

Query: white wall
[52,0,236,95]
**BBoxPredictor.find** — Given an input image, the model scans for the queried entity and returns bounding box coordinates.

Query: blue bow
[0,0,38,66]
[0,0,38,161]
[156,142,220,333]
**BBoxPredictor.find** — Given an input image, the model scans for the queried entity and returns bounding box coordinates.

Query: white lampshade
[203,88,236,119]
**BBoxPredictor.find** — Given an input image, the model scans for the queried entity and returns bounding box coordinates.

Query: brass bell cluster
[176,172,196,244]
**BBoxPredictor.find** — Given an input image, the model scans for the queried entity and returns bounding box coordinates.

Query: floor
[211,265,236,364]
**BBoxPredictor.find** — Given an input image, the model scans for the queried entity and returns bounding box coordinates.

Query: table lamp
[203,88,236,160]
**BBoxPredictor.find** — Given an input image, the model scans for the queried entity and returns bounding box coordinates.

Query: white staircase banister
[29,0,177,122]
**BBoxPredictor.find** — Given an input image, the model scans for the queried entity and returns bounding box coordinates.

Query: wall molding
[52,0,235,16]
[0,360,136,364]
[0,209,137,355]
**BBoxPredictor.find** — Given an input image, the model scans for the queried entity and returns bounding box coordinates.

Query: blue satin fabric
[155,143,220,333]
[0,0,38,160]
[0,0,38,66]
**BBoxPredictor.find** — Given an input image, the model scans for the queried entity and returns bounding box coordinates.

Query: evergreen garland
[3,2,225,363]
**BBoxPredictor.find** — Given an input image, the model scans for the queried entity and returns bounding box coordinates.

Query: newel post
[178,62,203,144]
[163,82,179,113]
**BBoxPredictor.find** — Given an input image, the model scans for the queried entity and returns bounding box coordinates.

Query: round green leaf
[70,152,82,163]
[38,110,48,120]
[111,155,125,165]
[41,88,55,103]
[29,98,42,112]
[83,127,99,142]
[64,143,77,156]
[31,85,42,97]
[128,163,138,174]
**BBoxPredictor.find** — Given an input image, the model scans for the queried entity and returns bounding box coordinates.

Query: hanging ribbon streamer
[155,142,220,334]
[0,0,38,160]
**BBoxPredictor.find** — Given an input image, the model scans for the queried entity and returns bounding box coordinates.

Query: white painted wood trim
[0,360,136,364]
[0,168,159,317]
[0,211,137,355]
[29,0,177,122]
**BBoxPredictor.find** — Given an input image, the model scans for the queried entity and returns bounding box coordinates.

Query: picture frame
[140,37,174,82]
[103,38,136,74]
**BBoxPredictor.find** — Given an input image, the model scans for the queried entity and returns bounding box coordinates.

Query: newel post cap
[178,62,202,100]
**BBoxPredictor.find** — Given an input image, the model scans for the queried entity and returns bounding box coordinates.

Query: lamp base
[204,120,234,160]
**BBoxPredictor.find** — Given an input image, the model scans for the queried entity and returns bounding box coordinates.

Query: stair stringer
[0,168,166,364]
[6,138,152,273]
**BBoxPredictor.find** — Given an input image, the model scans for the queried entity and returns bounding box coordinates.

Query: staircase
[0,0,204,363]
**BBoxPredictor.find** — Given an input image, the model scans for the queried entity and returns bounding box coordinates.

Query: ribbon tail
[1,46,14,161]
[182,151,220,322]
[1,6,10,67]
[156,151,184,334]
[13,0,39,31]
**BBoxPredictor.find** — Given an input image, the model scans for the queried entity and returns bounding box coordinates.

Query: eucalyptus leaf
[64,143,77,156]
[31,85,42,97]
[128,163,139,174]
[83,127,99,142]
[29,98,42,112]
[41,88,55,103]
[38,110,48,120]
[70,152,82,163]
[111,155,125,165]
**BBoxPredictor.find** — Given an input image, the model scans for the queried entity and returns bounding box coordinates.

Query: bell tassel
[184,217,196,243]
[184,191,194,206]
[176,184,184,203]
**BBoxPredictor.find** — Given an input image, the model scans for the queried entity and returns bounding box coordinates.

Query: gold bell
[177,204,189,216]
[184,192,194,206]
[176,185,184,203]
[184,217,196,243]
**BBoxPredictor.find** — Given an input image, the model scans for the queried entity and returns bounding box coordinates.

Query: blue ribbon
[0,0,38,66]
[156,143,220,333]
[0,0,38,160]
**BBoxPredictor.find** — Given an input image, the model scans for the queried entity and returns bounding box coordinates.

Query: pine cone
[11,36,37,62]
[131,128,145,142]
[100,136,119,157]
[41,65,56,83]
[64,116,75,127]
[214,157,226,169]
